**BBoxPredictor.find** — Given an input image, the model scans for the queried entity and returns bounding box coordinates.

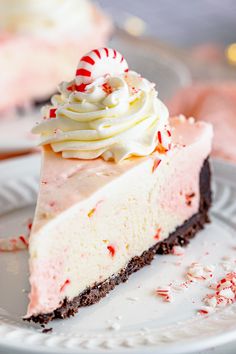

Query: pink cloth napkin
[168,83,236,163]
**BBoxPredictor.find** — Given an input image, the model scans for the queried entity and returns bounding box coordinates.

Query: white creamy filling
[28,146,203,316]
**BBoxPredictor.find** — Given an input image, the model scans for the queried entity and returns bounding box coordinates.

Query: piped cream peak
[33,48,171,163]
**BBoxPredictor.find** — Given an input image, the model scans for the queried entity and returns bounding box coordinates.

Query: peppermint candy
[0,221,31,252]
[75,48,129,91]
[186,262,214,281]
[203,272,236,309]
[0,235,29,252]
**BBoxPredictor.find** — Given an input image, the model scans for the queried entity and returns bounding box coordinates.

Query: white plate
[0,31,191,155]
[0,156,236,354]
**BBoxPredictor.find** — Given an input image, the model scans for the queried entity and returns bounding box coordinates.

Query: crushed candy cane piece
[152,159,161,173]
[203,272,236,309]
[185,192,195,206]
[0,218,34,252]
[197,306,214,315]
[156,287,173,302]
[219,288,235,299]
[107,245,116,257]
[60,279,70,292]
[186,262,214,281]
[154,227,162,240]
[0,235,29,252]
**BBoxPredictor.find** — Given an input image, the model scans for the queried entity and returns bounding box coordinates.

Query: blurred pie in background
[168,83,236,163]
[0,0,112,114]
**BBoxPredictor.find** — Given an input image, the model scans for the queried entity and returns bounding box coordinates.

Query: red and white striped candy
[75,48,128,91]
[0,235,29,252]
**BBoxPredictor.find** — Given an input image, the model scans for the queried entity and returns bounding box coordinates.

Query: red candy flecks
[49,108,57,119]
[152,159,161,173]
[154,227,162,240]
[185,192,196,206]
[60,279,70,292]
[19,235,29,247]
[157,131,162,144]
[102,82,113,94]
[198,309,208,315]
[107,245,115,257]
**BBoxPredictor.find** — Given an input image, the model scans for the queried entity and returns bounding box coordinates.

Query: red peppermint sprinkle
[198,309,208,315]
[102,82,113,94]
[19,235,29,247]
[60,279,70,292]
[185,193,195,206]
[154,227,162,240]
[157,131,162,144]
[156,287,172,302]
[204,272,236,309]
[49,108,57,118]
[167,130,171,137]
[107,245,115,257]
[152,159,161,173]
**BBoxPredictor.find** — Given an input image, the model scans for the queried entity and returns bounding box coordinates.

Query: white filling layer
[27,144,204,316]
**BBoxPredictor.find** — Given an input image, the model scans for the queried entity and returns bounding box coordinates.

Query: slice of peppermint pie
[26,48,213,323]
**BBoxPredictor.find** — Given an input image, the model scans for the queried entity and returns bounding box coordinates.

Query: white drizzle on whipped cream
[33,48,171,163]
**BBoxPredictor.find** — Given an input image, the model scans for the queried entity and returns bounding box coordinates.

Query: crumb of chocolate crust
[42,327,53,333]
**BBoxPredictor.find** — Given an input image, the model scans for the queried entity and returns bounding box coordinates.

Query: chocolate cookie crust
[26,159,211,324]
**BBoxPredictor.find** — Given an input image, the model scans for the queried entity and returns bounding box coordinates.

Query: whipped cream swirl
[33,71,171,163]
